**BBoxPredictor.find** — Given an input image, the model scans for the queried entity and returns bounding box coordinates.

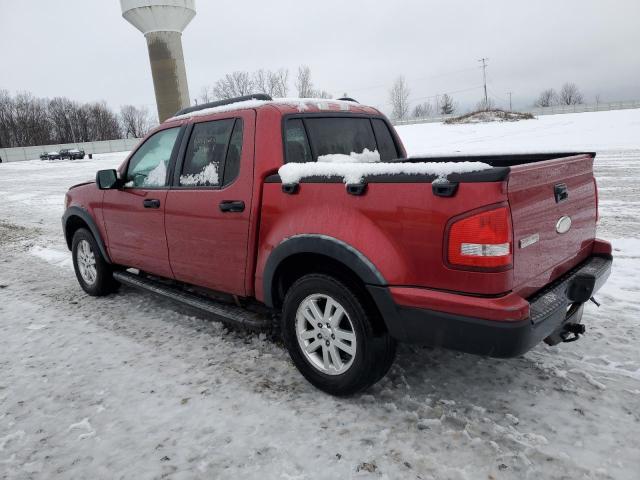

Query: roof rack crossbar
[174,93,273,117]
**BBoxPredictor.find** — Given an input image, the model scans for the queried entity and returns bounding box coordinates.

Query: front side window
[179,119,235,187]
[126,127,180,187]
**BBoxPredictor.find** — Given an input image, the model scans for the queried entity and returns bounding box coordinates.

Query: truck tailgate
[508,154,597,297]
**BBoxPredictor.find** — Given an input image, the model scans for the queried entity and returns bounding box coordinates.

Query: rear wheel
[281,274,396,396]
[72,228,117,296]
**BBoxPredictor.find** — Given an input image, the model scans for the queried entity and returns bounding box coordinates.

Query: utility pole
[478,58,489,108]
[507,92,513,111]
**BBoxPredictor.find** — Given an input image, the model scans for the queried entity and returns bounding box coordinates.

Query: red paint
[390,286,530,322]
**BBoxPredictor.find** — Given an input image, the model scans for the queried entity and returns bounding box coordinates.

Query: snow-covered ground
[1,109,639,479]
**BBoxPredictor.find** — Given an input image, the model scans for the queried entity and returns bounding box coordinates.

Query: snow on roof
[169,97,363,121]
[278,160,492,185]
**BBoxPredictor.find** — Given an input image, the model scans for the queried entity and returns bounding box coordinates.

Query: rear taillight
[447,206,513,269]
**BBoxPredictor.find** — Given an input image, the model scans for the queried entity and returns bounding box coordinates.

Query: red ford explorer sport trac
[62,94,612,395]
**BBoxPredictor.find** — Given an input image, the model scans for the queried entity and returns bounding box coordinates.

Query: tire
[281,274,396,396]
[71,228,117,296]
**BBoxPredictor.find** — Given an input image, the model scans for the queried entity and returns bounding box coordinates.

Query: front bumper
[368,254,612,358]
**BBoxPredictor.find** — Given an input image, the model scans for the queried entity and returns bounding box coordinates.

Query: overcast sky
[1,0,639,117]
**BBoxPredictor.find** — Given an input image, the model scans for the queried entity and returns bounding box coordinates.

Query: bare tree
[296,65,314,98]
[212,71,254,100]
[535,89,557,107]
[411,102,432,119]
[559,83,584,105]
[120,105,152,138]
[198,86,214,104]
[268,68,289,97]
[86,102,121,141]
[253,68,290,97]
[0,90,123,147]
[389,76,411,120]
[440,93,456,115]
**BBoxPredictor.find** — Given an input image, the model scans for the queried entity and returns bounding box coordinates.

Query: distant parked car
[40,151,61,160]
[60,148,85,160]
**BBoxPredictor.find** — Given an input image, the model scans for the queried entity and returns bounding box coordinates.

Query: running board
[113,271,271,330]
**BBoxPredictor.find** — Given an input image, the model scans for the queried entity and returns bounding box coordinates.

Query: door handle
[219,200,245,212]
[143,199,161,209]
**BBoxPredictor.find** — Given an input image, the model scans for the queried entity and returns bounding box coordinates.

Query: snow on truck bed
[278,148,491,184]
[1,109,640,479]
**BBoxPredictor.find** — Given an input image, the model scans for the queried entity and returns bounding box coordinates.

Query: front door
[102,126,182,278]
[164,111,255,296]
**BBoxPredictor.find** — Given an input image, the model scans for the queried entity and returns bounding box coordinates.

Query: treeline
[199,65,332,103]
[0,90,153,148]
[388,76,458,121]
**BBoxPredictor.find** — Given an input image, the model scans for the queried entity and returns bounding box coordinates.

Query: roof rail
[338,97,358,103]
[174,93,273,117]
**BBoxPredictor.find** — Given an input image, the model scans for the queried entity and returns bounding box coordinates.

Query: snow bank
[397,108,640,155]
[317,148,381,163]
[278,160,491,184]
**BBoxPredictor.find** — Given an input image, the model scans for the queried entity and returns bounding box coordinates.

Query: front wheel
[281,274,396,396]
[72,228,117,296]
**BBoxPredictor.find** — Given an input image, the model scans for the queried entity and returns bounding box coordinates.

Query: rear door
[164,111,255,296]
[102,126,182,278]
[508,154,597,296]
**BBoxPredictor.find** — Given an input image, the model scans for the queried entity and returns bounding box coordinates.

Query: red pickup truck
[62,94,612,395]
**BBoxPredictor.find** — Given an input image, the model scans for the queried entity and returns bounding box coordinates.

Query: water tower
[120,0,196,122]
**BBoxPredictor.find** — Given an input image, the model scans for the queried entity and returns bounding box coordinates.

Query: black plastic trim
[62,206,111,263]
[263,167,509,185]
[406,152,594,167]
[173,94,272,117]
[366,254,612,357]
[346,183,367,196]
[432,181,458,197]
[263,234,385,308]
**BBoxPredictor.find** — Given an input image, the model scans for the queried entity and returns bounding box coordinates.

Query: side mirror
[96,169,119,190]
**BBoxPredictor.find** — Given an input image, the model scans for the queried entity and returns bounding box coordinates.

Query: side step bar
[113,271,271,330]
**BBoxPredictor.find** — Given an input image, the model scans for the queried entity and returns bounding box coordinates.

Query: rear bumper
[368,254,612,358]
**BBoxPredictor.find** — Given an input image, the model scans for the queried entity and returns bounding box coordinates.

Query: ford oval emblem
[556,216,572,234]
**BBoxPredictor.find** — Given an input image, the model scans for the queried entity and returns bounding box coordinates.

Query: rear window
[284,117,398,163]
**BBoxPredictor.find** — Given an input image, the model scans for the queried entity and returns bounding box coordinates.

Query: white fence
[393,100,640,126]
[0,138,142,163]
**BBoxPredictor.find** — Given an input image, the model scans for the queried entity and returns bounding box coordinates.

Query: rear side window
[284,119,312,163]
[371,119,399,161]
[305,117,376,160]
[284,117,399,163]
[180,119,235,187]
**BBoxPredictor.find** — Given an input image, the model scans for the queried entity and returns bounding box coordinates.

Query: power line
[478,58,489,106]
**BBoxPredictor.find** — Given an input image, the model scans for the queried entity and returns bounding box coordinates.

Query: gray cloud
[1,0,639,116]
